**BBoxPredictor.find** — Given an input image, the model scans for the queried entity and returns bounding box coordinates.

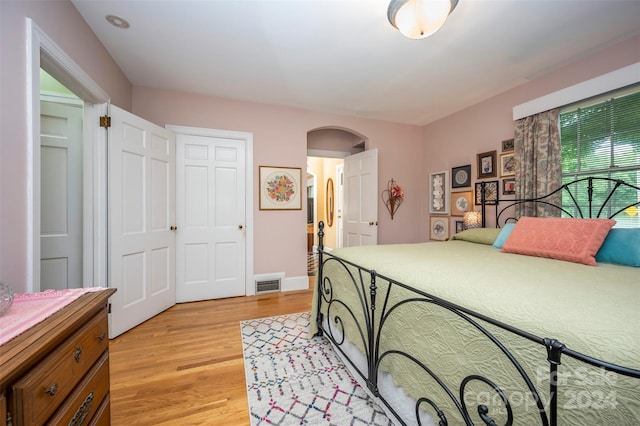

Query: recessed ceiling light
[106,14,130,29]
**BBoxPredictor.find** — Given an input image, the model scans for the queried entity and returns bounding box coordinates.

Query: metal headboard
[479,177,640,227]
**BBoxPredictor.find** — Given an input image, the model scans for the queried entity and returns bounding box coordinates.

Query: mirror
[326,178,334,227]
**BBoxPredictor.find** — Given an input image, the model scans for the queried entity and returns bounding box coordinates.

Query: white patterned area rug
[241,311,393,425]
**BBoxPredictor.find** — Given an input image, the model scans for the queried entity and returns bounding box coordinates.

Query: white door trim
[166,125,255,296]
[27,18,109,291]
[336,163,344,249]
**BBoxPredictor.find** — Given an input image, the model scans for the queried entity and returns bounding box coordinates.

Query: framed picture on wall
[503,178,516,195]
[429,171,450,214]
[477,150,497,179]
[430,217,449,241]
[450,191,473,217]
[475,180,499,205]
[499,152,516,177]
[502,138,514,152]
[451,165,471,188]
[259,166,302,210]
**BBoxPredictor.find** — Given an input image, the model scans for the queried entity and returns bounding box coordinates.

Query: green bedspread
[311,240,640,425]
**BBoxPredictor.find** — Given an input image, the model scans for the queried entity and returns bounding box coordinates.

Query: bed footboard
[314,222,640,426]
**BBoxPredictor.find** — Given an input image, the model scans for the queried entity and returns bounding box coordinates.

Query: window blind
[559,85,640,226]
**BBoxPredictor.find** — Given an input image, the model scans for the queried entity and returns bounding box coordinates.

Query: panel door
[40,100,83,290]
[343,149,378,247]
[108,105,176,338]
[176,133,246,302]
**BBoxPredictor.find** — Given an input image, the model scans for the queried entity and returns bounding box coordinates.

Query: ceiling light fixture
[106,14,130,29]
[387,0,458,40]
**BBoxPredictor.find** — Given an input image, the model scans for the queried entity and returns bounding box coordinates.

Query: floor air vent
[256,278,281,294]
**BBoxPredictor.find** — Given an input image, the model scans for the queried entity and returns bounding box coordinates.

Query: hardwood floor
[109,280,314,425]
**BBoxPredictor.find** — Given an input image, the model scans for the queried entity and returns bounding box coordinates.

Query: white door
[343,149,378,247]
[108,105,176,338]
[40,100,83,290]
[176,133,246,302]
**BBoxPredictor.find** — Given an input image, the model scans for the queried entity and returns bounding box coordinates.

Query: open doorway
[306,127,365,276]
[28,19,110,292]
[306,157,345,275]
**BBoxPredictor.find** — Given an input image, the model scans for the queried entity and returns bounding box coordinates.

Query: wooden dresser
[0,289,115,426]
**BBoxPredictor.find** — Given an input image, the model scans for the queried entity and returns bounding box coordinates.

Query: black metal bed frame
[480,177,640,227]
[314,177,640,426]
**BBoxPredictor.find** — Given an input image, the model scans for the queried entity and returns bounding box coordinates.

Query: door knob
[238,225,244,230]
[170,226,177,231]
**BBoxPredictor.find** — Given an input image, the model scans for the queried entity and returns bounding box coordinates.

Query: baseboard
[282,275,309,292]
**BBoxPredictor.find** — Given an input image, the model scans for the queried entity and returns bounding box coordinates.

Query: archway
[305,126,367,276]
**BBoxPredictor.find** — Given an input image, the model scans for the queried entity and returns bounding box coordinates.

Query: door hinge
[99,115,111,128]
[108,303,112,314]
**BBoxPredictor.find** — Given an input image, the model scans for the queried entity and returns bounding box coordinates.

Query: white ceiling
[71,0,640,126]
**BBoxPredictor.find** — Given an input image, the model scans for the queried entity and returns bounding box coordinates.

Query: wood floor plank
[109,283,314,425]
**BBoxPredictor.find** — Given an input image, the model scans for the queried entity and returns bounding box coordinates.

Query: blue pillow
[595,228,640,267]
[492,223,515,249]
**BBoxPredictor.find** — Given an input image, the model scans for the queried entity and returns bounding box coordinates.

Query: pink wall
[422,34,640,234]
[132,87,425,278]
[0,0,132,292]
[1,0,637,292]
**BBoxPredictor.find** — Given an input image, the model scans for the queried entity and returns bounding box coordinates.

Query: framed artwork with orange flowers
[259,166,302,210]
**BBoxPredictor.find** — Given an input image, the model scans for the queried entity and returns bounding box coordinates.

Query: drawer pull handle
[45,383,58,396]
[97,332,106,341]
[69,391,94,426]
[74,346,82,362]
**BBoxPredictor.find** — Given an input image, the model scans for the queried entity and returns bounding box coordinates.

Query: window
[559,85,640,226]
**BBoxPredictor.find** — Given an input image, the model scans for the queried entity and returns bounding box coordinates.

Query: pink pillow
[500,217,615,266]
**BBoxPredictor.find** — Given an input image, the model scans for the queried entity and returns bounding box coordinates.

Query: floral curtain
[514,108,562,217]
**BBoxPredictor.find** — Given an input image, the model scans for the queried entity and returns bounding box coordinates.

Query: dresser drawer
[11,308,108,424]
[88,394,110,426]
[46,351,109,426]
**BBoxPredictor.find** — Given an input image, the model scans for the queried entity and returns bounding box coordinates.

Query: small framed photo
[503,178,516,195]
[430,216,449,241]
[451,165,471,188]
[455,220,464,234]
[499,152,516,177]
[450,191,473,217]
[502,138,514,152]
[429,171,450,214]
[259,166,302,210]
[475,180,499,205]
[476,150,497,179]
